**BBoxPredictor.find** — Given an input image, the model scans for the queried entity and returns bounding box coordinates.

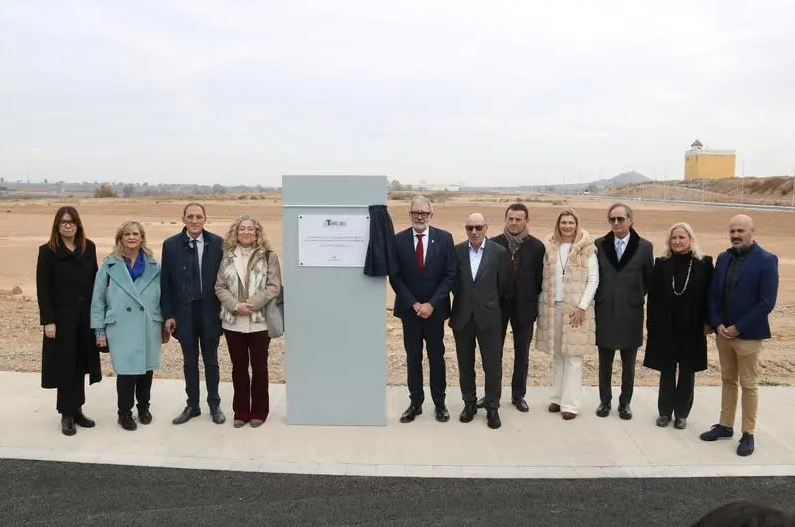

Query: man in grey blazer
[594,203,654,420]
[449,213,509,429]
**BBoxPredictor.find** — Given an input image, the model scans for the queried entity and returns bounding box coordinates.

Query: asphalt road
[1,459,793,526]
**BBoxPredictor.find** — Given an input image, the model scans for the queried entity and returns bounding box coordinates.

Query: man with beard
[389,196,457,423]
[475,202,545,412]
[700,214,778,457]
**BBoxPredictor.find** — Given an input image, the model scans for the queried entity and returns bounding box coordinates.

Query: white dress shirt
[187,232,205,283]
[412,227,428,266]
[468,239,486,279]
[615,233,629,260]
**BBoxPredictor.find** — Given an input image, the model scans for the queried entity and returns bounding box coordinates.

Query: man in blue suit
[700,214,778,457]
[161,203,226,425]
[389,196,457,423]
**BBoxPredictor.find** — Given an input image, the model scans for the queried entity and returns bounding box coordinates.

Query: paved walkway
[1,371,794,478]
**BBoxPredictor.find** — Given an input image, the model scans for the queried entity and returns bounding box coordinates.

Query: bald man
[449,213,509,429]
[701,214,779,457]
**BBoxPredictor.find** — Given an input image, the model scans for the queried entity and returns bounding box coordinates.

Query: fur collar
[600,228,640,270]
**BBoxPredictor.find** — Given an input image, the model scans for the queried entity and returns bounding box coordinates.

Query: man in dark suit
[161,203,226,425]
[389,196,457,423]
[700,214,778,457]
[450,213,509,429]
[478,202,545,412]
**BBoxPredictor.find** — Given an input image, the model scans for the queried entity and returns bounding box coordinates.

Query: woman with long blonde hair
[535,209,599,419]
[215,214,282,428]
[643,222,713,430]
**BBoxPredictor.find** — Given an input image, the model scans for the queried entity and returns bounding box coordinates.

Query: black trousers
[658,363,695,419]
[117,371,153,417]
[454,317,502,409]
[401,312,446,407]
[500,299,533,400]
[598,347,638,406]
[56,371,86,417]
[181,300,221,410]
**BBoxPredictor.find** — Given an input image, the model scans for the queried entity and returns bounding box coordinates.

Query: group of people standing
[36,203,283,436]
[390,196,778,457]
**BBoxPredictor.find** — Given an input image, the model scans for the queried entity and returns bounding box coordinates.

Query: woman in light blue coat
[90,220,166,431]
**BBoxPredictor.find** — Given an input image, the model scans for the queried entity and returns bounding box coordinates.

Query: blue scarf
[125,250,146,281]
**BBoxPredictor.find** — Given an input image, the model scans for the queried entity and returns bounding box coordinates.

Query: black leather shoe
[118,414,137,431]
[61,416,76,436]
[656,416,671,427]
[476,397,486,409]
[172,406,201,425]
[400,404,422,423]
[674,417,687,430]
[512,398,529,412]
[210,407,226,425]
[618,404,632,420]
[700,424,734,441]
[737,433,755,457]
[596,403,611,417]
[486,408,501,429]
[74,412,96,428]
[435,406,450,422]
[138,408,153,425]
[460,403,477,423]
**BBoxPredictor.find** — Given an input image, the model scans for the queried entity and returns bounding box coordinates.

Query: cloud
[0,0,794,185]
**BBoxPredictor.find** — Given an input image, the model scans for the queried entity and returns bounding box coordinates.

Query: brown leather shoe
[562,412,577,420]
[548,403,561,413]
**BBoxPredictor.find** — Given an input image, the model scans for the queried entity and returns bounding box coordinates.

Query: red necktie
[416,233,425,273]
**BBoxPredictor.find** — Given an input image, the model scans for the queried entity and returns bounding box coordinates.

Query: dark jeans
[658,363,695,419]
[454,317,502,409]
[401,312,446,408]
[181,300,221,410]
[598,347,638,406]
[56,371,86,417]
[117,370,153,417]
[224,329,271,422]
[500,299,533,400]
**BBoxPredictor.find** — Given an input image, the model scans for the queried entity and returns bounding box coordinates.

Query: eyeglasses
[465,225,485,232]
[608,216,626,224]
[59,220,76,227]
[410,211,430,218]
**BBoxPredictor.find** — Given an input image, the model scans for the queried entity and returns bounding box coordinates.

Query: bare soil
[2,194,793,389]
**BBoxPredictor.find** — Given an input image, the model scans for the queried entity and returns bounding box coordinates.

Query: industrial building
[684,139,736,180]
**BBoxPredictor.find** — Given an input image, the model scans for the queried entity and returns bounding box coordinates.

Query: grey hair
[662,222,704,260]
[409,195,433,213]
[608,202,634,221]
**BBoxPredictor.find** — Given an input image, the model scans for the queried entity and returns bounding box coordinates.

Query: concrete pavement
[1,371,794,478]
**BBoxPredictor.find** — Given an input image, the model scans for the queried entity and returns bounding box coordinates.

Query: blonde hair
[552,208,582,245]
[223,214,274,253]
[111,221,153,259]
[662,222,703,260]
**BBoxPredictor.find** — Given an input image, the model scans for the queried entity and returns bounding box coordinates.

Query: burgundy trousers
[223,329,271,422]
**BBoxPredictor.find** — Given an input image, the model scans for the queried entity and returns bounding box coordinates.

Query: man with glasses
[594,203,654,420]
[449,213,509,429]
[389,196,457,423]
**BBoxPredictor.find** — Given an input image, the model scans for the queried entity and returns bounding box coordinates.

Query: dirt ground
[1,194,794,393]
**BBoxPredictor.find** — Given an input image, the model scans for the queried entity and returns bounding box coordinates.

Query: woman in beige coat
[215,214,282,428]
[535,209,599,419]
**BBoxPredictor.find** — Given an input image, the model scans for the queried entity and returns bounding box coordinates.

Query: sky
[1,1,794,187]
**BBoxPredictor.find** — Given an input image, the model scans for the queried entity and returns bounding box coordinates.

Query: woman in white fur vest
[535,209,599,420]
[214,214,282,428]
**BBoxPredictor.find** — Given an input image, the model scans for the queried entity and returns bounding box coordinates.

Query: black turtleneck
[669,251,695,332]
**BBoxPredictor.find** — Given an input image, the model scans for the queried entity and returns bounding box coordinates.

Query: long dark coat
[36,240,102,388]
[644,254,714,373]
[594,229,655,350]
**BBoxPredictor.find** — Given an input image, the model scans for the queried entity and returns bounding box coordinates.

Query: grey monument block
[282,175,388,426]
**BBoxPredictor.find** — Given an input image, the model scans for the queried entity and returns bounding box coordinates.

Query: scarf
[125,250,146,281]
[503,228,529,256]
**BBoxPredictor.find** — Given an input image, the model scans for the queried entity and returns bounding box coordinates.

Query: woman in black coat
[36,206,102,436]
[643,222,713,430]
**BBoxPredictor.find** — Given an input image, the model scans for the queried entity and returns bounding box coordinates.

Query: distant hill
[593,171,651,189]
